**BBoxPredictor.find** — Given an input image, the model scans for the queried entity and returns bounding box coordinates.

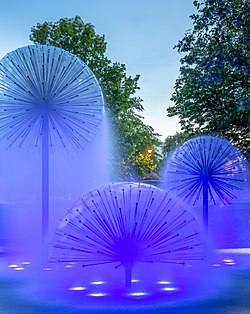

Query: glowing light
[146,148,153,154]
[225,262,236,265]
[223,258,234,263]
[69,286,86,291]
[212,264,221,267]
[162,287,178,292]
[90,281,105,285]
[129,292,148,297]
[131,279,140,283]
[22,262,31,265]
[14,267,25,271]
[157,281,172,285]
[43,267,52,271]
[88,293,107,297]
[65,265,73,268]
[8,264,19,268]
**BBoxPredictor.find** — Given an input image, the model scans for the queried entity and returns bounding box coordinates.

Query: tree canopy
[30,16,161,179]
[162,132,191,159]
[167,0,250,159]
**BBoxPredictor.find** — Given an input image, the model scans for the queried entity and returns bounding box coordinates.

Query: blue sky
[0,0,195,139]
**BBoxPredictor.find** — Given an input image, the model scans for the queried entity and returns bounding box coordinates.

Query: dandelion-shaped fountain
[162,136,247,231]
[50,182,206,287]
[0,45,104,243]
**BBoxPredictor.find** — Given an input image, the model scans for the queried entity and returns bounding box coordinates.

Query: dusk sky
[0,0,195,139]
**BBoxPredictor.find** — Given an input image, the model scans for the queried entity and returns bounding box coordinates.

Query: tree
[129,149,157,179]
[30,16,161,179]
[162,132,191,159]
[167,0,250,159]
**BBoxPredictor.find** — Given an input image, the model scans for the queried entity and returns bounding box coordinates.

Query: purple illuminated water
[0,46,249,311]
[0,116,111,261]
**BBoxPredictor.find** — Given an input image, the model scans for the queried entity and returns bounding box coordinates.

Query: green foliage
[167,0,250,159]
[30,16,108,76]
[162,132,191,158]
[129,150,157,179]
[30,16,161,179]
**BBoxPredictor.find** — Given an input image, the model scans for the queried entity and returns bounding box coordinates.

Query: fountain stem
[203,180,208,232]
[42,114,49,243]
[125,265,132,288]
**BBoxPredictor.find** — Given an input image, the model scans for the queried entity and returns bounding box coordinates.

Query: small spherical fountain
[162,135,247,230]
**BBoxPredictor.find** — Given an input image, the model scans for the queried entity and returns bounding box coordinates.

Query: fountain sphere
[0,44,104,150]
[162,135,247,229]
[0,44,105,242]
[50,182,207,287]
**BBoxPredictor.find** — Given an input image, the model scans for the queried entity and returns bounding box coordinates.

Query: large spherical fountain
[0,45,104,243]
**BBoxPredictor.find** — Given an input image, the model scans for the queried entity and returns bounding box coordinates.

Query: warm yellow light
[147,148,153,154]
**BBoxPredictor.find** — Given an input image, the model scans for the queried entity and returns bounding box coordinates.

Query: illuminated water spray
[50,182,206,287]
[0,45,104,241]
[163,136,247,230]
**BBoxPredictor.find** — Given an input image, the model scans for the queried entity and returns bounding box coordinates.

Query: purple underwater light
[50,182,206,287]
[0,45,104,242]
[163,136,247,230]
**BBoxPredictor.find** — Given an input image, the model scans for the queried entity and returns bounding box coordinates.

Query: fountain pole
[203,179,208,231]
[125,265,132,288]
[42,113,49,243]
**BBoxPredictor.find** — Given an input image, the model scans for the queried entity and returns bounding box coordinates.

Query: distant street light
[146,147,153,155]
